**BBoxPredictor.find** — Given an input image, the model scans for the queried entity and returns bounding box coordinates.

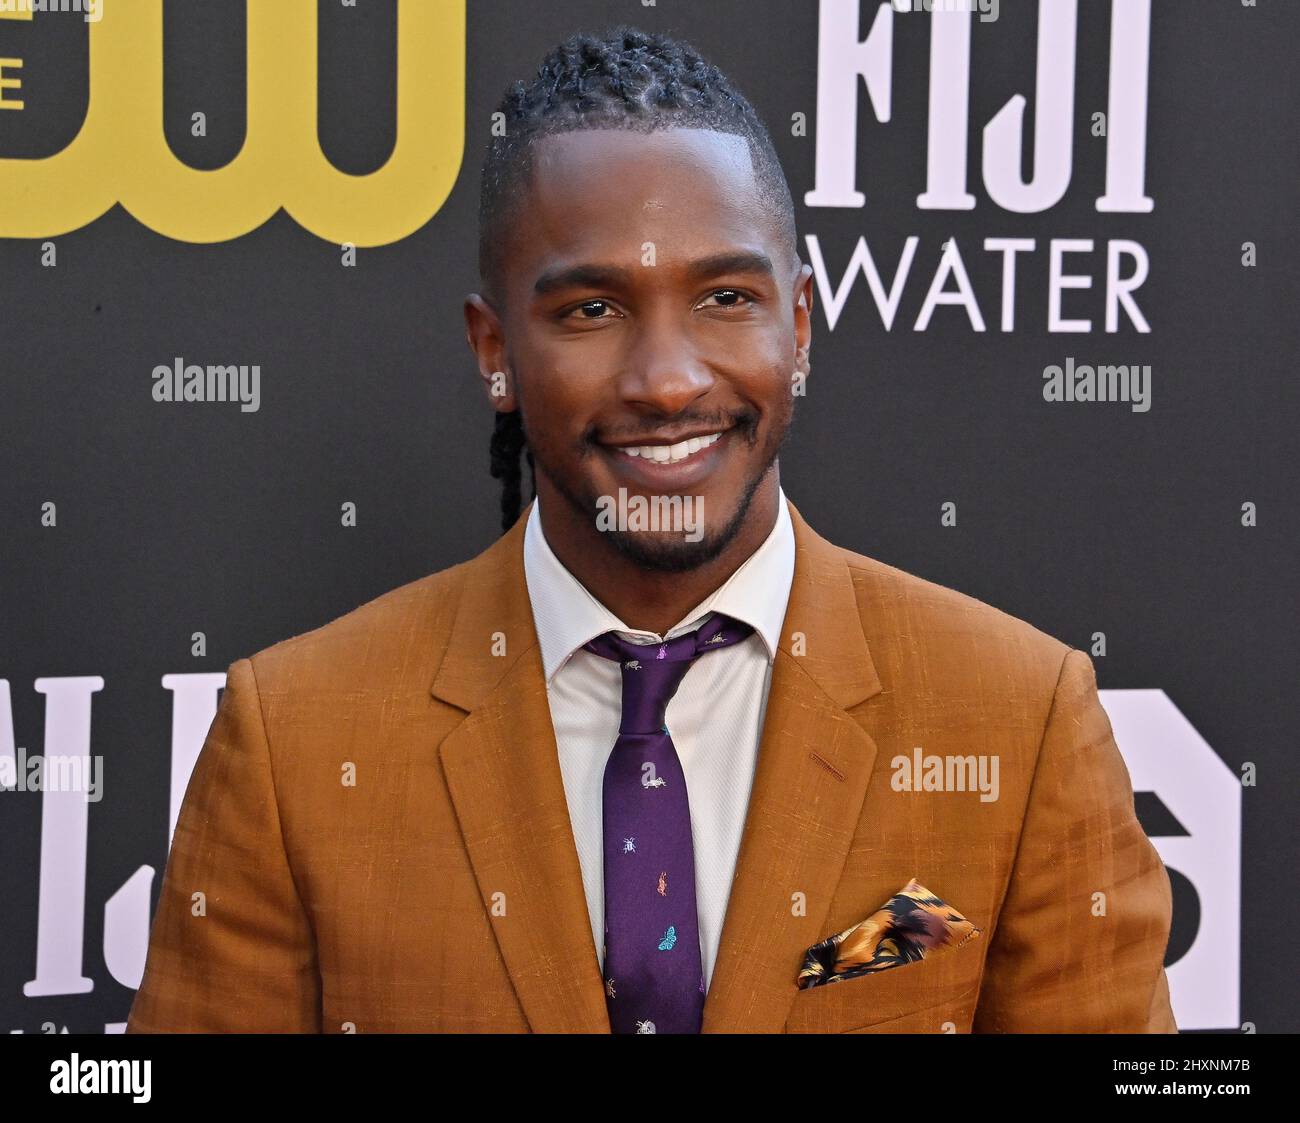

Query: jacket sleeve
[972,648,1178,1033]
[126,658,322,1032]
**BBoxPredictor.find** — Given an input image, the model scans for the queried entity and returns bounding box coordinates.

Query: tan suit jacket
[126,499,1177,1033]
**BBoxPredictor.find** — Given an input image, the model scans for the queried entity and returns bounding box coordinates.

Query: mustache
[584,407,761,448]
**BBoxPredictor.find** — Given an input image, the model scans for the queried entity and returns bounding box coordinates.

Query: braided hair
[477,25,798,533]
[489,409,534,534]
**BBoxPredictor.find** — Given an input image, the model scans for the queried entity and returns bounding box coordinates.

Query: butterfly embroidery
[658,926,677,951]
[656,645,667,660]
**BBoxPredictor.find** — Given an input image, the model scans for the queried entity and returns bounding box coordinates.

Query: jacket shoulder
[238,560,472,694]
[834,544,1073,685]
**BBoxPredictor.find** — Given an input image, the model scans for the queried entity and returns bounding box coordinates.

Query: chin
[604,527,736,574]
[602,482,759,573]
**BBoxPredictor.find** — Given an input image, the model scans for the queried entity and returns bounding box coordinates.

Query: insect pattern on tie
[605,978,616,998]
[624,659,641,671]
[658,925,677,951]
[657,871,668,896]
[642,775,666,789]
[703,632,727,645]
[623,837,636,853]
[635,1020,656,1034]
[656,644,667,660]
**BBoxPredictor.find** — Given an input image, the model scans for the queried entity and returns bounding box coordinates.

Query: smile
[616,432,723,465]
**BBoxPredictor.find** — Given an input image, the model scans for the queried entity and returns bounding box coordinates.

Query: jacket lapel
[431,498,882,1034]
[431,508,610,1032]
[701,502,882,1032]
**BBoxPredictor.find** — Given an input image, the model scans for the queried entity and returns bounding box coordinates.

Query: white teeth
[618,432,722,464]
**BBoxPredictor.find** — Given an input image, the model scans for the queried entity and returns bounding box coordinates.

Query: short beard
[600,461,773,572]
[534,405,790,574]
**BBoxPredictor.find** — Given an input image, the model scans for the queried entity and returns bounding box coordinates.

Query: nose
[618,310,716,417]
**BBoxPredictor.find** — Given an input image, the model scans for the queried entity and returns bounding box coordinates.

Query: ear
[464,293,518,413]
[793,263,814,382]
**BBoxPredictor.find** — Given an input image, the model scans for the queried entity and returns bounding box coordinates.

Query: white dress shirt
[522,490,796,990]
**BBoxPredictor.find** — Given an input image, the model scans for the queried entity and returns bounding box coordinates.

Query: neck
[535,472,781,636]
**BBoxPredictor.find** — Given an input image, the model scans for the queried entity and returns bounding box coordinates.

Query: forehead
[503,127,780,297]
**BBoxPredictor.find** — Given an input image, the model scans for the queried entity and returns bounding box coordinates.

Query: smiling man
[128,26,1178,1035]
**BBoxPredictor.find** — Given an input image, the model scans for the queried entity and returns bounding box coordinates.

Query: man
[127,26,1177,1034]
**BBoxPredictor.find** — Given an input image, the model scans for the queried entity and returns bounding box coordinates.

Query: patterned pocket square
[796,877,981,989]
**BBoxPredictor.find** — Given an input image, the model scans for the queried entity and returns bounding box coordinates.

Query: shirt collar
[523,489,795,683]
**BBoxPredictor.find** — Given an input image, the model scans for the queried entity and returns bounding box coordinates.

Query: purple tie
[584,612,755,1034]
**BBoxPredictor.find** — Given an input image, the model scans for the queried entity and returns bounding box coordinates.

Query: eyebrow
[532,250,776,297]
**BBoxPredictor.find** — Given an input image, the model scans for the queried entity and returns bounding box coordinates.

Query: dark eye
[699,289,752,309]
[567,299,617,320]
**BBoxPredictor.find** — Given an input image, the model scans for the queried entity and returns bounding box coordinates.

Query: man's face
[482,126,812,569]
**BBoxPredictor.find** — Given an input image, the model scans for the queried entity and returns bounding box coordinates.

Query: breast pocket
[784,940,983,1034]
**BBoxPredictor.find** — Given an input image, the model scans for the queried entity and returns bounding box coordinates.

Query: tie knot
[584,613,754,734]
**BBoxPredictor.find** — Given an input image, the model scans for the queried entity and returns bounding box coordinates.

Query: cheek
[529,376,578,417]
[727,325,797,395]
[517,354,603,443]
[739,355,797,418]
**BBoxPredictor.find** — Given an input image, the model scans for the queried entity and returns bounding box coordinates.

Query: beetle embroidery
[623,837,636,853]
[657,872,668,896]
[635,1020,656,1034]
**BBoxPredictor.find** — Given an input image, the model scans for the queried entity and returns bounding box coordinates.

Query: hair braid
[488,410,534,532]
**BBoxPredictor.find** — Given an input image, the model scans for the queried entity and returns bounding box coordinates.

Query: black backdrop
[1,0,1296,1034]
